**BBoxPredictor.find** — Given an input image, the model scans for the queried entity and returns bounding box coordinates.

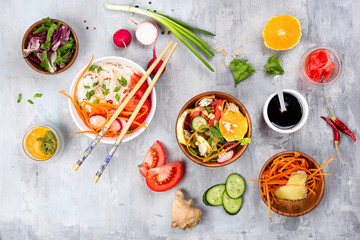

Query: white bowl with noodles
[68,56,156,144]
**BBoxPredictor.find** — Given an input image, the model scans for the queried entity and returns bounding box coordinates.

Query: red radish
[217,150,234,163]
[109,119,122,132]
[89,115,106,129]
[113,29,132,48]
[119,119,127,128]
[135,22,158,46]
[147,44,165,75]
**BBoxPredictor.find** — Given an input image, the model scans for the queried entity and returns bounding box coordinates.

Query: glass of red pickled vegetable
[300,47,342,85]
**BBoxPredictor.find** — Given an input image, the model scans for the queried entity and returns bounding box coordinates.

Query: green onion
[93,82,99,87]
[86,90,95,100]
[27,99,34,104]
[33,93,43,98]
[118,76,127,87]
[104,89,109,95]
[103,2,215,72]
[84,85,91,89]
[97,66,102,73]
[89,65,97,71]
[17,93,22,103]
[93,99,100,104]
[114,86,121,92]
[115,94,120,102]
[101,84,107,90]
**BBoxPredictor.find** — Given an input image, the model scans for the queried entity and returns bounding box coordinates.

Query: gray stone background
[1,0,359,239]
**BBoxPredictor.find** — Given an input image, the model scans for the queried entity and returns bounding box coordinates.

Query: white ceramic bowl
[263,89,309,134]
[69,56,156,144]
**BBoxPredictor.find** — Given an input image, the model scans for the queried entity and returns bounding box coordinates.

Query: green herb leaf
[238,137,251,145]
[264,56,284,75]
[92,82,99,87]
[115,94,120,102]
[89,65,97,71]
[93,99,99,104]
[86,92,91,100]
[101,84,106,90]
[17,93,22,103]
[114,86,121,92]
[41,23,59,51]
[104,89,109,96]
[204,106,213,113]
[27,99,34,104]
[188,147,199,156]
[90,90,95,96]
[230,58,256,86]
[43,17,51,27]
[57,36,75,55]
[40,51,50,72]
[84,85,91,89]
[33,93,43,98]
[97,66,102,73]
[118,76,127,87]
[210,125,225,143]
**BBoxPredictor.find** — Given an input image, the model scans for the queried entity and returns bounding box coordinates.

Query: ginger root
[171,189,202,230]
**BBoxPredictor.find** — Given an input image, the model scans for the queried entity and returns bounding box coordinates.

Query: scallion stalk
[103,2,215,72]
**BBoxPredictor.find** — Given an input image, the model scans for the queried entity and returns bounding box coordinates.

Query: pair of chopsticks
[73,41,178,183]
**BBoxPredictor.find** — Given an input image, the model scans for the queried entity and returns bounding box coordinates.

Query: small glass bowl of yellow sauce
[22,124,64,162]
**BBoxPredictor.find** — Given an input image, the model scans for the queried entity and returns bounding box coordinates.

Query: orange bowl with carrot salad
[254,151,333,217]
[63,56,156,144]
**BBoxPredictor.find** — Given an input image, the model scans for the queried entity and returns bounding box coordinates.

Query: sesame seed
[216,54,219,57]
[229,91,232,94]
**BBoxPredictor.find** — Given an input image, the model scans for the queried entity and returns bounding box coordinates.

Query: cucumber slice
[223,191,242,215]
[225,173,245,199]
[205,184,226,206]
[203,189,210,206]
[191,116,208,133]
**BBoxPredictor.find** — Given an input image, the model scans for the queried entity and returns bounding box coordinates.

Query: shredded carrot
[195,95,215,106]
[222,49,226,56]
[251,153,334,216]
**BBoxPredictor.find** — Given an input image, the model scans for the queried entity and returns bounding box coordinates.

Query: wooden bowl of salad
[176,91,252,167]
[258,151,326,217]
[22,17,78,75]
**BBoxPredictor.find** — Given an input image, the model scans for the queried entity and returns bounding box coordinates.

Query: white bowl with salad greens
[176,92,252,167]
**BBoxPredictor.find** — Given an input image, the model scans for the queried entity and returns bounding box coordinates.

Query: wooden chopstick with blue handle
[92,42,178,183]
[72,41,174,171]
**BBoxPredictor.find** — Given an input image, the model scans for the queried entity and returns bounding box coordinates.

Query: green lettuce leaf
[264,56,284,75]
[230,58,256,86]
[41,23,59,50]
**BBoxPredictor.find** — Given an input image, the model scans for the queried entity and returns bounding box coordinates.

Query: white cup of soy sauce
[263,89,309,133]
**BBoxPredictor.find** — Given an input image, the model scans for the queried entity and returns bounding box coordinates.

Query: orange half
[219,111,248,141]
[263,15,302,50]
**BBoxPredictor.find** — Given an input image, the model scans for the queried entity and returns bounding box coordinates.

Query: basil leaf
[84,85,91,89]
[210,126,225,143]
[93,99,99,104]
[114,86,121,92]
[92,82,99,87]
[33,93,43,98]
[17,93,22,103]
[89,65,97,71]
[27,99,34,104]
[204,106,213,113]
[115,94,120,102]
[118,76,127,87]
[97,66,102,73]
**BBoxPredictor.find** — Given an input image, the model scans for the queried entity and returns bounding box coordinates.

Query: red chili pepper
[326,97,356,142]
[321,116,345,166]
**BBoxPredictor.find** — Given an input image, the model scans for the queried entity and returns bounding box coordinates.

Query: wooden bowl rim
[21,18,79,75]
[175,91,252,167]
[258,151,326,217]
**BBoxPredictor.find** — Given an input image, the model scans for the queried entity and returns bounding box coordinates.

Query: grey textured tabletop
[1,0,360,239]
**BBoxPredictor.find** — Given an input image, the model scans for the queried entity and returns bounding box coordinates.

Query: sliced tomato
[189,106,206,120]
[128,73,149,92]
[208,99,224,126]
[130,99,150,130]
[145,161,183,192]
[139,140,166,177]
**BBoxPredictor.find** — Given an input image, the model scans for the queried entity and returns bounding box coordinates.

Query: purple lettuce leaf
[184,115,192,132]
[23,32,46,57]
[51,26,70,51]
[27,54,42,64]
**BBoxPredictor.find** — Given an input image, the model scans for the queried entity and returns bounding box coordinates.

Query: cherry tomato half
[145,161,183,192]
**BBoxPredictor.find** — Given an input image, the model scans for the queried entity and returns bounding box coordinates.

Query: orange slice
[219,111,248,141]
[262,15,302,50]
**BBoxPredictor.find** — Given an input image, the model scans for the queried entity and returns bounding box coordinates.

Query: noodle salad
[61,58,151,137]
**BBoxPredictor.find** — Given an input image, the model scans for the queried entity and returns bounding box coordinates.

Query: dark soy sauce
[267,93,302,130]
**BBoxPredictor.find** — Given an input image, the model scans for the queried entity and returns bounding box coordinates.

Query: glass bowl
[22,123,64,162]
[299,46,342,86]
